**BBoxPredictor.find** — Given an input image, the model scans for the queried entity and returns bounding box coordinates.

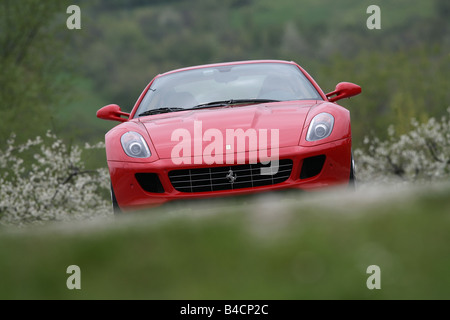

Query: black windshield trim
[188,99,281,110]
[138,107,186,116]
[138,99,282,116]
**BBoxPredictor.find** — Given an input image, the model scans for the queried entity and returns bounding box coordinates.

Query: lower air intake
[300,155,326,179]
[135,173,165,193]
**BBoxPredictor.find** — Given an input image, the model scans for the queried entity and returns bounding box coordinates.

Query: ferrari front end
[97,60,360,212]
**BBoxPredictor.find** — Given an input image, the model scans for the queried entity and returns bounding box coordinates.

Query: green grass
[0,183,449,299]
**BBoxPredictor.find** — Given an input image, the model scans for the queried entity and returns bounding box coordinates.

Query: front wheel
[349,155,356,189]
[111,184,122,215]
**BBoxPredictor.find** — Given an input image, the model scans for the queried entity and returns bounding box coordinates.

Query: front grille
[169,160,293,193]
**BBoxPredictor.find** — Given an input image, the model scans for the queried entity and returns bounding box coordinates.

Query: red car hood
[139,101,318,159]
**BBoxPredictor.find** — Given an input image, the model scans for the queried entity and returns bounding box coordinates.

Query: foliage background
[1,0,448,147]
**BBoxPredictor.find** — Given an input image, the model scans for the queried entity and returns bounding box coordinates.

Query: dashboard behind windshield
[134,62,322,118]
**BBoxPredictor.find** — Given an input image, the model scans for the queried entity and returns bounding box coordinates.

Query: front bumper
[109,137,352,210]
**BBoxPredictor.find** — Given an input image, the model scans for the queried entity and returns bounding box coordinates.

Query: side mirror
[326,82,361,102]
[97,104,130,122]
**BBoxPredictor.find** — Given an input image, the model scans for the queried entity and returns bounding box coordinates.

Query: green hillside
[64,0,449,146]
[2,0,448,147]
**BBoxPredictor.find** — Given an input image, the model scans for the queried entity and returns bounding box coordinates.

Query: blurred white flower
[0,133,112,226]
[355,109,449,185]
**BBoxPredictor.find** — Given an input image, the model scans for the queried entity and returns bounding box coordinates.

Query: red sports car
[97,60,361,213]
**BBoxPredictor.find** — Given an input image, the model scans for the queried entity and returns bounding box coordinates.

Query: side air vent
[300,155,326,179]
[135,173,165,193]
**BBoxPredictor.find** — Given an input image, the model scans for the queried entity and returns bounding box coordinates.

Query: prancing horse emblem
[226,169,237,184]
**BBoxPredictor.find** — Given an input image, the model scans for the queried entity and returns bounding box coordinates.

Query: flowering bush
[0,132,112,226]
[354,108,450,184]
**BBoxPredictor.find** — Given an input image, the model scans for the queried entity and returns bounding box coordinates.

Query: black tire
[111,184,122,215]
[349,154,356,189]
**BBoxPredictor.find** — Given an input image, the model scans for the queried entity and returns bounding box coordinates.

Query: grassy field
[0,183,449,300]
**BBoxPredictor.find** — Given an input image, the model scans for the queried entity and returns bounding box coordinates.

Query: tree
[0,0,71,143]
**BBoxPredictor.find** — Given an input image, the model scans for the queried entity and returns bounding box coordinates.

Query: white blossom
[0,133,112,226]
[355,108,450,185]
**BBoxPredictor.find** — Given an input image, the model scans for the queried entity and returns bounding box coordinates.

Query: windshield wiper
[189,99,281,110]
[139,107,185,116]
[139,99,281,116]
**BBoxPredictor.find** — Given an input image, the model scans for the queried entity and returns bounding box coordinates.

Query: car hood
[139,101,319,159]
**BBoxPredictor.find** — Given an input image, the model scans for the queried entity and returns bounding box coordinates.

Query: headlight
[120,131,151,158]
[306,113,334,141]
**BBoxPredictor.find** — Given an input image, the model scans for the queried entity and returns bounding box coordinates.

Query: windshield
[134,62,322,118]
